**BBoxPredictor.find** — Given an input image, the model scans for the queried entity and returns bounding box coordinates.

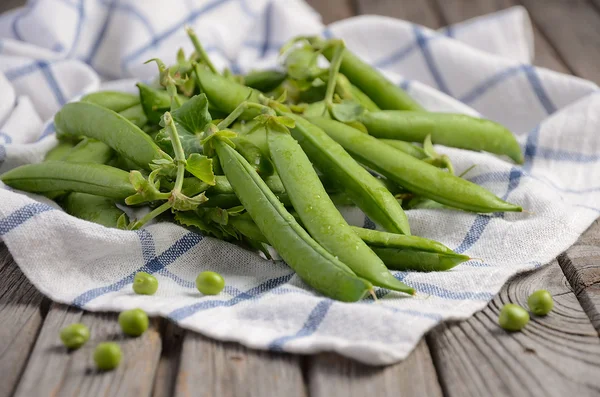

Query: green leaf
[154,122,203,156]
[171,191,209,211]
[330,101,365,122]
[185,153,216,185]
[176,48,186,63]
[171,94,212,134]
[174,210,225,239]
[117,213,129,229]
[303,101,328,117]
[275,116,295,128]
[227,206,245,215]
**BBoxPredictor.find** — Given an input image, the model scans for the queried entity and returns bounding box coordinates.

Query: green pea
[93,342,122,371]
[527,290,553,316]
[132,272,159,295]
[498,303,529,332]
[118,308,149,337]
[59,323,90,349]
[196,271,225,295]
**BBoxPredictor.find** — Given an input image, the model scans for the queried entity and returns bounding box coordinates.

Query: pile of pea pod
[1,29,523,302]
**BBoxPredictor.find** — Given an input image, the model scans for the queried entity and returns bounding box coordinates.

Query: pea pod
[194,65,262,119]
[63,138,114,164]
[360,111,524,164]
[322,46,423,111]
[44,141,75,161]
[281,112,411,235]
[335,74,380,112]
[243,70,287,93]
[267,121,414,294]
[232,136,274,176]
[214,135,372,302]
[309,117,522,213]
[225,215,467,272]
[371,248,468,272]
[380,139,427,160]
[1,161,135,200]
[81,91,140,113]
[54,102,164,170]
[119,104,148,128]
[351,227,456,254]
[63,193,127,228]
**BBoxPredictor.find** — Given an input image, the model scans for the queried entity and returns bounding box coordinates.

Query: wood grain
[175,333,306,397]
[433,0,571,74]
[427,260,600,397]
[519,0,600,82]
[558,219,600,334]
[152,321,184,397]
[306,0,356,25]
[356,0,445,28]
[307,340,443,397]
[14,303,162,397]
[0,246,46,397]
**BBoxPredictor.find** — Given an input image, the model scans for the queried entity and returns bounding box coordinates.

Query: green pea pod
[214,136,372,302]
[322,47,423,111]
[81,91,140,113]
[136,83,189,124]
[349,84,380,112]
[281,112,411,235]
[351,226,456,254]
[194,65,262,119]
[380,139,427,160]
[267,121,414,294]
[44,141,75,161]
[119,104,148,128]
[361,111,524,164]
[335,74,380,112]
[54,102,164,170]
[1,161,136,200]
[225,215,466,272]
[371,248,469,272]
[63,138,114,164]
[309,117,522,213]
[232,136,274,176]
[243,70,287,93]
[234,124,269,154]
[63,192,127,228]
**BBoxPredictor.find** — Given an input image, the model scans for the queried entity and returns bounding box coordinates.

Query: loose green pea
[59,323,90,349]
[195,271,225,295]
[93,342,122,371]
[132,272,158,295]
[527,290,553,316]
[498,303,530,332]
[118,308,149,337]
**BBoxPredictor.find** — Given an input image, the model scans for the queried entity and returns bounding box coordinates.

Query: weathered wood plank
[0,246,46,397]
[307,339,443,397]
[0,0,25,13]
[433,0,571,74]
[306,0,356,25]
[519,0,600,82]
[558,219,600,334]
[152,321,184,397]
[427,260,600,397]
[356,0,445,29]
[14,303,162,397]
[175,333,307,397]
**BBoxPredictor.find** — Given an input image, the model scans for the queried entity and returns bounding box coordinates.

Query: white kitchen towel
[0,0,599,365]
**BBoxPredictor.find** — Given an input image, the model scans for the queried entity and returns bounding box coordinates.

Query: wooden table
[1,1,600,396]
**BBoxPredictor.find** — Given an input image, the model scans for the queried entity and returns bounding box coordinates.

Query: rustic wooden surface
[1,0,600,396]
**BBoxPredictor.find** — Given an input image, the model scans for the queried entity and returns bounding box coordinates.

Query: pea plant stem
[131,201,173,230]
[186,26,219,75]
[216,101,274,130]
[324,41,345,112]
[164,112,186,194]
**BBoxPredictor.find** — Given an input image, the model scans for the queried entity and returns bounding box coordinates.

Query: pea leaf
[154,122,203,156]
[330,101,365,122]
[303,101,328,117]
[171,94,212,134]
[174,210,225,239]
[185,153,216,186]
[171,191,209,211]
